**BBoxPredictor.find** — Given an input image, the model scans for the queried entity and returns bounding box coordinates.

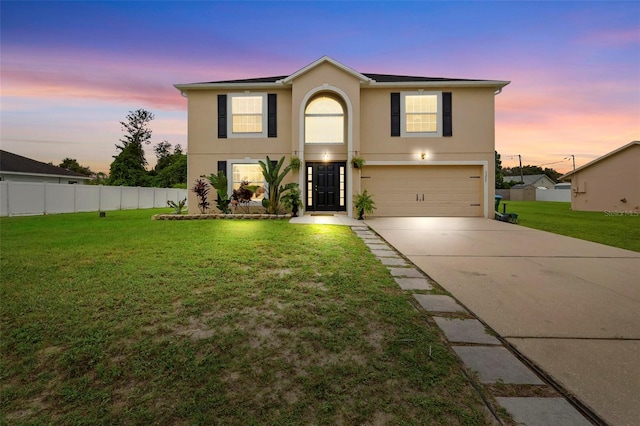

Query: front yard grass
[501,201,639,252]
[1,209,489,424]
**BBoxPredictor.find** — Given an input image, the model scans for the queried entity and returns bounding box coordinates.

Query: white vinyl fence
[535,188,571,202]
[0,181,187,217]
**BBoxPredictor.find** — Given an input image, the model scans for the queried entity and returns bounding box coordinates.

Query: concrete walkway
[289,213,362,226]
[365,217,640,426]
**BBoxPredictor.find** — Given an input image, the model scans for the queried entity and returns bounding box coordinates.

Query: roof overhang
[0,171,91,180]
[174,56,510,93]
[365,80,510,89]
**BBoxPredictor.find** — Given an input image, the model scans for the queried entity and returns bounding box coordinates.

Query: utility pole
[564,155,576,171]
[518,154,523,183]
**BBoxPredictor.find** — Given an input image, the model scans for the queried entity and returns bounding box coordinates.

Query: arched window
[305,96,344,144]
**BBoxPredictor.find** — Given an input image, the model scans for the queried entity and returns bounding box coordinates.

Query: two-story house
[174,56,509,217]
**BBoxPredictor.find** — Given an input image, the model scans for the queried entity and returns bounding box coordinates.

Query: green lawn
[1,210,489,425]
[500,201,639,252]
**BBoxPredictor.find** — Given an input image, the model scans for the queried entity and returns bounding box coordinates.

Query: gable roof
[560,141,640,181]
[174,56,510,91]
[281,56,372,84]
[503,174,554,185]
[0,150,91,179]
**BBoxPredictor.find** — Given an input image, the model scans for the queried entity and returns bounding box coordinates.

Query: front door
[306,162,346,212]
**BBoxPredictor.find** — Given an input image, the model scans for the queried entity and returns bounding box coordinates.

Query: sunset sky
[1,1,638,174]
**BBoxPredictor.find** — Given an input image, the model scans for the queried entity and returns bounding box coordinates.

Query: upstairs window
[395,91,445,138]
[401,92,441,137]
[405,94,438,133]
[227,93,268,138]
[305,96,344,144]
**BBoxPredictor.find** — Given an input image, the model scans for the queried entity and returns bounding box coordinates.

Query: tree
[151,154,187,188]
[543,167,562,182]
[495,151,504,189]
[108,109,154,186]
[503,164,561,183]
[59,158,93,176]
[89,172,109,185]
[150,141,187,188]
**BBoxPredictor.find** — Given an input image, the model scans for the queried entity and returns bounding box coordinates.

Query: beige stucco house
[504,174,556,189]
[560,141,640,213]
[175,56,509,217]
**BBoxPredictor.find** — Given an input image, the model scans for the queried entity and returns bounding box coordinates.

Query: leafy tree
[88,172,109,185]
[495,151,504,189]
[151,155,187,188]
[108,109,154,186]
[150,141,186,188]
[59,158,93,176]
[503,164,561,183]
[544,167,562,182]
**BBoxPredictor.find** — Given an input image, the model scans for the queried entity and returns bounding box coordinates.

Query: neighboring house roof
[175,56,510,91]
[503,174,555,185]
[511,184,535,189]
[0,150,91,179]
[560,141,640,181]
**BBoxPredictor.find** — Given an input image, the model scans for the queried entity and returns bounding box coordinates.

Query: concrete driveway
[365,217,640,426]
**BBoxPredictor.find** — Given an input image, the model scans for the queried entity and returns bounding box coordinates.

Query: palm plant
[354,189,376,220]
[167,198,187,214]
[206,171,231,213]
[258,156,293,215]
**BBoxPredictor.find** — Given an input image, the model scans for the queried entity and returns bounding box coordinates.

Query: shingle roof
[198,75,288,84]
[175,56,510,91]
[503,174,554,185]
[194,73,488,85]
[0,150,90,178]
[362,73,481,83]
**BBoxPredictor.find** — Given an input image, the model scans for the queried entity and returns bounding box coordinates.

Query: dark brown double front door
[305,162,346,212]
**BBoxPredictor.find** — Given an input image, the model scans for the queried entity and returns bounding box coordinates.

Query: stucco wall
[569,144,640,212]
[181,60,502,216]
[185,89,295,213]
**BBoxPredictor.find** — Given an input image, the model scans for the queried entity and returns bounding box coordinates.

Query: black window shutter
[268,94,277,138]
[443,92,452,137]
[218,95,227,139]
[217,161,227,175]
[390,93,400,137]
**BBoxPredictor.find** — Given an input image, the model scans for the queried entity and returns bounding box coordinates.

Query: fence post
[74,183,78,213]
[6,181,11,216]
[43,182,48,215]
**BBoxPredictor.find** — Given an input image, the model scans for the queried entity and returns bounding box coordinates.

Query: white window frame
[227,159,266,204]
[227,93,268,138]
[400,91,442,138]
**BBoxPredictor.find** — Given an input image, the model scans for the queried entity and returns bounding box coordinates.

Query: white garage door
[361,165,484,217]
